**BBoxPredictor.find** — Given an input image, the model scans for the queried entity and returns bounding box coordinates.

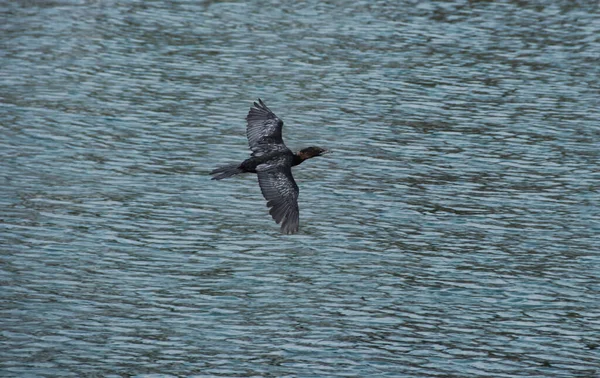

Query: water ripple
[2,1,599,377]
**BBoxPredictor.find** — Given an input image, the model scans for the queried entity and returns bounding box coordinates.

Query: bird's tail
[210,164,243,180]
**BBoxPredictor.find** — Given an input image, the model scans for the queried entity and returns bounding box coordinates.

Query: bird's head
[296,147,330,161]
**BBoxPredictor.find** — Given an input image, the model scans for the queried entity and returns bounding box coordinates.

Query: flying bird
[210,99,329,234]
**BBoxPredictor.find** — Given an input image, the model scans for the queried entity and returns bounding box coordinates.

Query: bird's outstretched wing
[246,99,287,155]
[256,160,300,234]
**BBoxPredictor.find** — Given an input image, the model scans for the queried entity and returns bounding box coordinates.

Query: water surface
[1,1,599,377]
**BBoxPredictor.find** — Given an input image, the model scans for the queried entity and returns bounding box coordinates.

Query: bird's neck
[292,152,306,167]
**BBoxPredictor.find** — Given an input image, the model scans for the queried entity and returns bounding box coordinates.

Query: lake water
[1,1,599,377]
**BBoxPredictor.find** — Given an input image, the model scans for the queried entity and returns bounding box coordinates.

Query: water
[2,1,599,377]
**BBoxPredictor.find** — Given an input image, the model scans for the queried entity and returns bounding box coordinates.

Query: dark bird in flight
[210,99,329,234]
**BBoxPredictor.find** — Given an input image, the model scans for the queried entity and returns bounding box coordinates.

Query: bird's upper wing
[246,99,287,155]
[256,158,300,234]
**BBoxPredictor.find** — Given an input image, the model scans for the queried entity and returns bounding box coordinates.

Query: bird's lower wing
[256,164,300,234]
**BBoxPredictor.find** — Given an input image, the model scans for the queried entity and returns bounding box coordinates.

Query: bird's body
[210,99,329,234]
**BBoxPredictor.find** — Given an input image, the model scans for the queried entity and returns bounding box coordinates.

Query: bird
[210,99,329,234]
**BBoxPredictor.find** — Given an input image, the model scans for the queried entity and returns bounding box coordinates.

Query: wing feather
[246,99,287,155]
[256,162,299,234]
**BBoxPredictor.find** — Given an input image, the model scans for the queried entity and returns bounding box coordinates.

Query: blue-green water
[1,1,599,377]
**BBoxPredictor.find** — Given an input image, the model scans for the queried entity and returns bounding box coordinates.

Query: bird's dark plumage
[246,99,285,155]
[256,160,299,234]
[210,99,329,234]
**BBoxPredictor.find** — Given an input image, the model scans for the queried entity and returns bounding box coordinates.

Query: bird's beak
[321,149,331,155]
